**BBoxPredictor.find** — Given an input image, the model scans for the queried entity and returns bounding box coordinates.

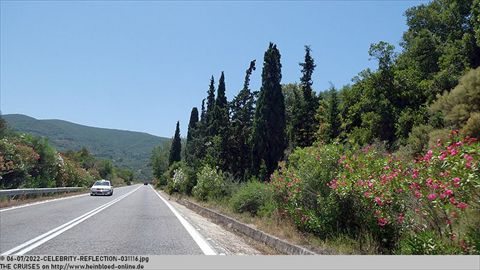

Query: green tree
[205,76,216,138]
[367,41,397,144]
[185,107,199,165]
[151,141,170,185]
[430,66,480,136]
[316,87,341,142]
[293,45,318,148]
[169,121,182,166]
[211,72,230,170]
[0,114,7,138]
[230,60,256,179]
[474,0,480,47]
[251,43,286,179]
[402,0,480,102]
[283,83,302,150]
[97,159,113,180]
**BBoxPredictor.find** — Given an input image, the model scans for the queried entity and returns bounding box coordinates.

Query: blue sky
[1,0,429,138]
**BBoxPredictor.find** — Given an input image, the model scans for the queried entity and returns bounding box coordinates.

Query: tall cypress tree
[205,76,216,137]
[291,46,317,148]
[185,107,199,165]
[169,121,182,166]
[212,72,230,169]
[213,72,229,133]
[200,99,206,125]
[230,60,256,179]
[251,43,286,179]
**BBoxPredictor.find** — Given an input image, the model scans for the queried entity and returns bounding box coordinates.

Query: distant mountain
[3,114,170,180]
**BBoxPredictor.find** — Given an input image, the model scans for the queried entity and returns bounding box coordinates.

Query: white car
[90,180,113,196]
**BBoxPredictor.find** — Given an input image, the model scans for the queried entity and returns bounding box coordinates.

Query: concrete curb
[176,198,321,255]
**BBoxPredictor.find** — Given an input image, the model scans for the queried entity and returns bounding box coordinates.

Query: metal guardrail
[0,187,84,197]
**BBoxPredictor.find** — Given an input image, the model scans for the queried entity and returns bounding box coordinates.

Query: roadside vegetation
[152,0,480,254]
[0,119,135,189]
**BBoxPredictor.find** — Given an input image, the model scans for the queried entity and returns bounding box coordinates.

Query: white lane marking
[1,185,142,255]
[0,185,133,213]
[149,185,217,255]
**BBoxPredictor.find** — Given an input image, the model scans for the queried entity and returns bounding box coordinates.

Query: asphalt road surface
[0,184,216,255]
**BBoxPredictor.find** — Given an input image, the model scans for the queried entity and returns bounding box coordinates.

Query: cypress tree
[213,72,229,133]
[169,121,182,166]
[291,46,317,148]
[230,60,256,179]
[299,45,318,147]
[251,43,286,179]
[205,76,216,137]
[187,107,199,142]
[212,72,230,170]
[185,107,199,165]
[200,99,206,125]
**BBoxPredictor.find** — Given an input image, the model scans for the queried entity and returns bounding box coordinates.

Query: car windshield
[94,181,110,186]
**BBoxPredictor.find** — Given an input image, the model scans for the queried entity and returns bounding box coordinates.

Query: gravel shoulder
[159,191,266,255]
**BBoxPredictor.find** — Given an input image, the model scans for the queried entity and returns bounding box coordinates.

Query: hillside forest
[0,120,136,189]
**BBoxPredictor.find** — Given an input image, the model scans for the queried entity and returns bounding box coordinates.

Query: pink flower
[414,190,422,198]
[424,150,433,161]
[444,189,453,197]
[364,191,371,198]
[328,179,338,189]
[374,197,383,206]
[438,152,447,160]
[453,177,461,187]
[377,217,388,227]
[427,193,437,201]
[426,178,433,187]
[464,154,473,162]
[397,213,405,224]
[450,149,458,156]
[457,202,468,210]
[449,197,457,205]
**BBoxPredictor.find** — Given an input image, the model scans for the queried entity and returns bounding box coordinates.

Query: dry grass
[167,193,373,255]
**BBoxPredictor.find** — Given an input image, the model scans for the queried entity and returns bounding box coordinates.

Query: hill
[3,114,170,180]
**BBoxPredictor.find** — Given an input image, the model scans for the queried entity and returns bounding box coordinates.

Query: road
[0,184,216,255]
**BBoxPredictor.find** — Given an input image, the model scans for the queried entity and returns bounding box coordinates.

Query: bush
[398,231,461,255]
[230,180,272,216]
[462,112,480,137]
[429,67,480,130]
[333,132,480,253]
[270,144,344,238]
[192,164,227,201]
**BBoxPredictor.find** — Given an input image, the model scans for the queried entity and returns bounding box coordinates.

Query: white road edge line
[149,185,217,255]
[0,185,132,213]
[1,185,142,255]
